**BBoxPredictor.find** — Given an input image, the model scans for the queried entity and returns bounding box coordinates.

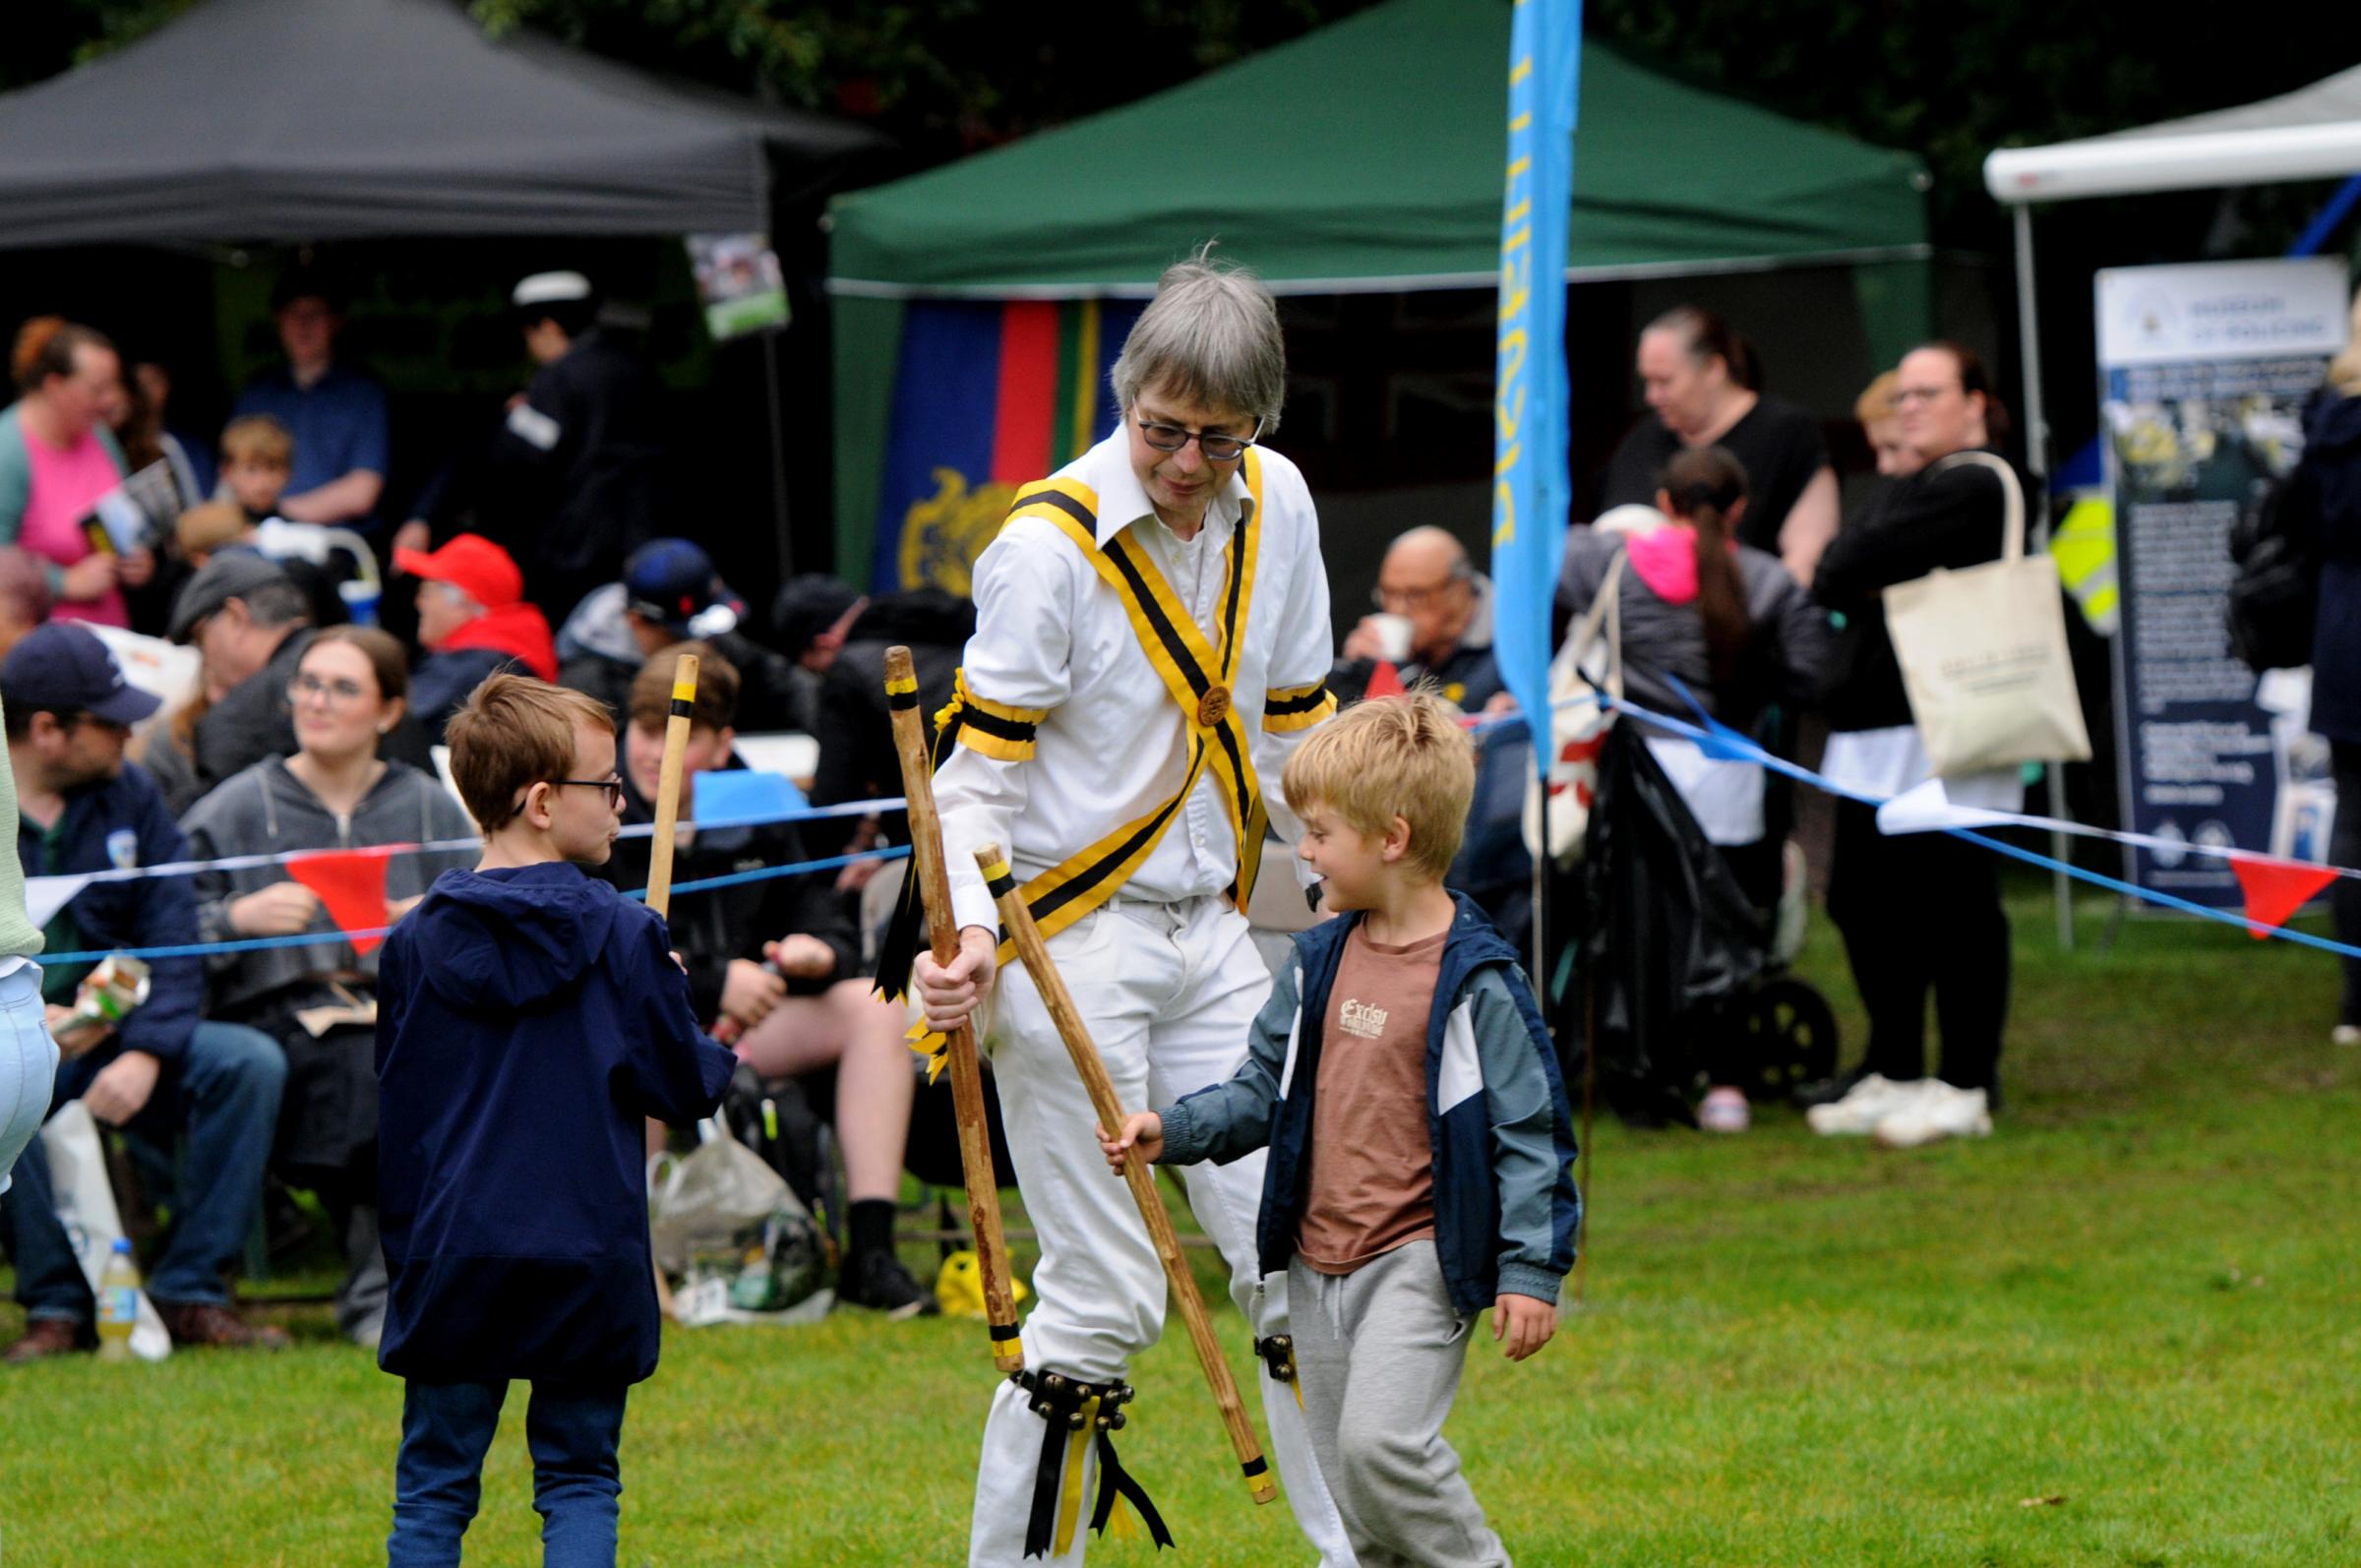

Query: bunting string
[34,845,911,966]
[1521,692,2361,960]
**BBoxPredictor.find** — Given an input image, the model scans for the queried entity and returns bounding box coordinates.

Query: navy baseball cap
[1,623,161,727]
[623,539,742,637]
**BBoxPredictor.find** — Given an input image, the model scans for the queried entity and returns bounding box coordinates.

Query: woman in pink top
[0,319,153,628]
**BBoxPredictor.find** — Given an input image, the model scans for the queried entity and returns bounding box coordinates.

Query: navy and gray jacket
[375,862,735,1385]
[17,760,201,1062]
[1157,894,1580,1312]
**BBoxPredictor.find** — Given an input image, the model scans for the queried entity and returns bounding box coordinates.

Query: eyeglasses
[1135,414,1262,462]
[291,673,371,705]
[555,777,627,807]
[1893,385,1958,406]
[1372,566,1473,612]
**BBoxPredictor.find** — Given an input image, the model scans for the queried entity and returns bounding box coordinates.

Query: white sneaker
[2333,1024,2361,1048]
[1805,1074,1923,1136]
[1698,1086,1750,1133]
[1873,1083,1992,1148]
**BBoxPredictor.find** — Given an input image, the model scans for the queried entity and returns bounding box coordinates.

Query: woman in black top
[1812,342,2025,1117]
[1599,306,1840,585]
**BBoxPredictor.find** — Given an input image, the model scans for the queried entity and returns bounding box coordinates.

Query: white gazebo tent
[1984,67,2361,940]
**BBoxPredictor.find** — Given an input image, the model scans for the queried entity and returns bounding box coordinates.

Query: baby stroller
[1558,716,1839,1127]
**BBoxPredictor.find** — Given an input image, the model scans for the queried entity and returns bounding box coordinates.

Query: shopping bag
[37,1102,171,1361]
[1884,452,2091,777]
[1523,548,1624,866]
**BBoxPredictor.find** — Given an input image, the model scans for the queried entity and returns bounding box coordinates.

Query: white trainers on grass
[1804,1074,1922,1136]
[2332,1024,2361,1047]
[1872,1083,1992,1148]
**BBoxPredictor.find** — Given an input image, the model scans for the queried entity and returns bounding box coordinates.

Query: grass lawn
[5,877,2360,1566]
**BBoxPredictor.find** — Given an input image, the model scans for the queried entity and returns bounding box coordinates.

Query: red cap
[394,533,523,608]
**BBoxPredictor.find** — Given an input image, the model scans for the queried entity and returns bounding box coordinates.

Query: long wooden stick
[644,650,698,1321]
[886,647,1023,1371]
[974,842,1277,1509]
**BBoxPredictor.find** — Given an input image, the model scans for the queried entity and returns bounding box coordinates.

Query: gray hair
[1110,245,1286,435]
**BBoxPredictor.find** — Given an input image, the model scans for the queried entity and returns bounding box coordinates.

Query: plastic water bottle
[97,1238,140,1362]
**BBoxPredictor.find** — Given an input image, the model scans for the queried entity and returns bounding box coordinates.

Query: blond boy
[217,415,293,522]
[1102,693,1580,1567]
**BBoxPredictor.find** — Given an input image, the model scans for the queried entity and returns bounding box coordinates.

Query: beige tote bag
[1883,451,2092,777]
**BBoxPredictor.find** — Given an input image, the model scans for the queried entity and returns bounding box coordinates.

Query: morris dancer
[900,249,1353,1564]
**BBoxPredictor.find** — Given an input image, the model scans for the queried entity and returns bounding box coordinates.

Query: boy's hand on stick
[1097,1112,1164,1172]
[913,924,997,1032]
[1491,1293,1557,1361]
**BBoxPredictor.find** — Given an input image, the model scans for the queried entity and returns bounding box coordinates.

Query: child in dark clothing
[376,674,734,1567]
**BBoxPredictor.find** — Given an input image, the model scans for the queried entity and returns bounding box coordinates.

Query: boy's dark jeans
[389,1379,628,1568]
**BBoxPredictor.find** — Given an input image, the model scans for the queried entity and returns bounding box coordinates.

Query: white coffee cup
[1368,613,1414,663]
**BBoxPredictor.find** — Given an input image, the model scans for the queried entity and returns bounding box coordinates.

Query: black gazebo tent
[0,0,881,245]
[0,0,886,582]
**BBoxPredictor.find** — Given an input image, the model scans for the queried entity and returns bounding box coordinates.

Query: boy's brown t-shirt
[1297,923,1448,1275]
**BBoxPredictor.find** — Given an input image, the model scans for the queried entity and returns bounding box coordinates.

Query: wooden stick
[974,842,1277,1509]
[644,651,698,1321]
[885,647,1023,1372]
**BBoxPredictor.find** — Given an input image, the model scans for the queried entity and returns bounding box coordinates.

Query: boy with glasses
[376,674,733,1562]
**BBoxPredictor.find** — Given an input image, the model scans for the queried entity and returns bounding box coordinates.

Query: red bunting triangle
[2229,856,2339,939]
[1365,660,1406,699]
[288,850,394,955]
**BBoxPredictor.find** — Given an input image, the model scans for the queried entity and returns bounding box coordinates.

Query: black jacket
[476,327,670,613]
[593,757,861,1025]
[809,590,975,845]
[1813,450,2032,732]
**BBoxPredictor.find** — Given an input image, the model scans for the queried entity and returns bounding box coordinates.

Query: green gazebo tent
[827,0,1931,579]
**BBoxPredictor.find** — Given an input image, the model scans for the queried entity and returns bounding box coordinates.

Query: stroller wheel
[1740,977,1839,1100]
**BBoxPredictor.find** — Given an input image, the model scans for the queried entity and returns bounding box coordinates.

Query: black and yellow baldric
[1012,1369,1174,1557]
[875,451,1336,1015]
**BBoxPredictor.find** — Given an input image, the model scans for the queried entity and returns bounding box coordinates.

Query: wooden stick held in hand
[974,841,1278,1509]
[644,650,699,1321]
[644,651,699,925]
[887,647,1023,1371]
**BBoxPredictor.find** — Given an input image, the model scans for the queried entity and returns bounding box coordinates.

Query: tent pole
[762,326,793,582]
[2013,203,2076,950]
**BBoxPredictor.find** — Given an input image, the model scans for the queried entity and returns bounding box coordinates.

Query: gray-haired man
[909,250,1357,1563]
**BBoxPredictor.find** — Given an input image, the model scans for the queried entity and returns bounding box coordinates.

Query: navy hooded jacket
[375,861,735,1385]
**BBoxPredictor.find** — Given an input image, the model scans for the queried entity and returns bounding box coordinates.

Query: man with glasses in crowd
[0,624,289,1358]
[1332,525,1504,711]
[904,248,1358,1564]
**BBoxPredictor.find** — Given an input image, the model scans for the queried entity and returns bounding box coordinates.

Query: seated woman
[1556,445,1830,1131]
[595,642,936,1320]
[181,627,476,1347]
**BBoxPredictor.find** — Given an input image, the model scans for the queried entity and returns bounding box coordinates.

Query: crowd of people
[0,257,2164,1366]
[0,271,954,1361]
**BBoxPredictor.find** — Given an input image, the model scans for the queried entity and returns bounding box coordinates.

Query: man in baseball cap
[394,533,556,740]
[0,622,291,1357]
[553,538,806,732]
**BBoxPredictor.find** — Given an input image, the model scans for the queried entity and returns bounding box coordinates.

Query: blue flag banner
[1490,0,1581,774]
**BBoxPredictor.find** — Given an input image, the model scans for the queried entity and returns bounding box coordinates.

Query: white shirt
[938,431,1334,935]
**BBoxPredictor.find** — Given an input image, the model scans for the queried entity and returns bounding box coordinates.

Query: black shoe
[1790,1066,1871,1110]
[837,1249,940,1320]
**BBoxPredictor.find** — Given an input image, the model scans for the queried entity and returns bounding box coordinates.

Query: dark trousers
[2334,742,2361,1028]
[1826,798,2010,1094]
[389,1380,629,1568]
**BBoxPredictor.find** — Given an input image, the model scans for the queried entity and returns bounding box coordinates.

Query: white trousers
[970,895,1357,1567]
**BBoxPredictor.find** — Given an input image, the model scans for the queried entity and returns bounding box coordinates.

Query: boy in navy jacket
[1103,694,1579,1567]
[376,674,733,1566]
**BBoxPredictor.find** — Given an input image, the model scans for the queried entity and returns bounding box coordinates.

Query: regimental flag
[872,299,1144,595]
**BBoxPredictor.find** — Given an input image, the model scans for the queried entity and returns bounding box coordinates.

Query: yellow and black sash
[878,453,1334,1040]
